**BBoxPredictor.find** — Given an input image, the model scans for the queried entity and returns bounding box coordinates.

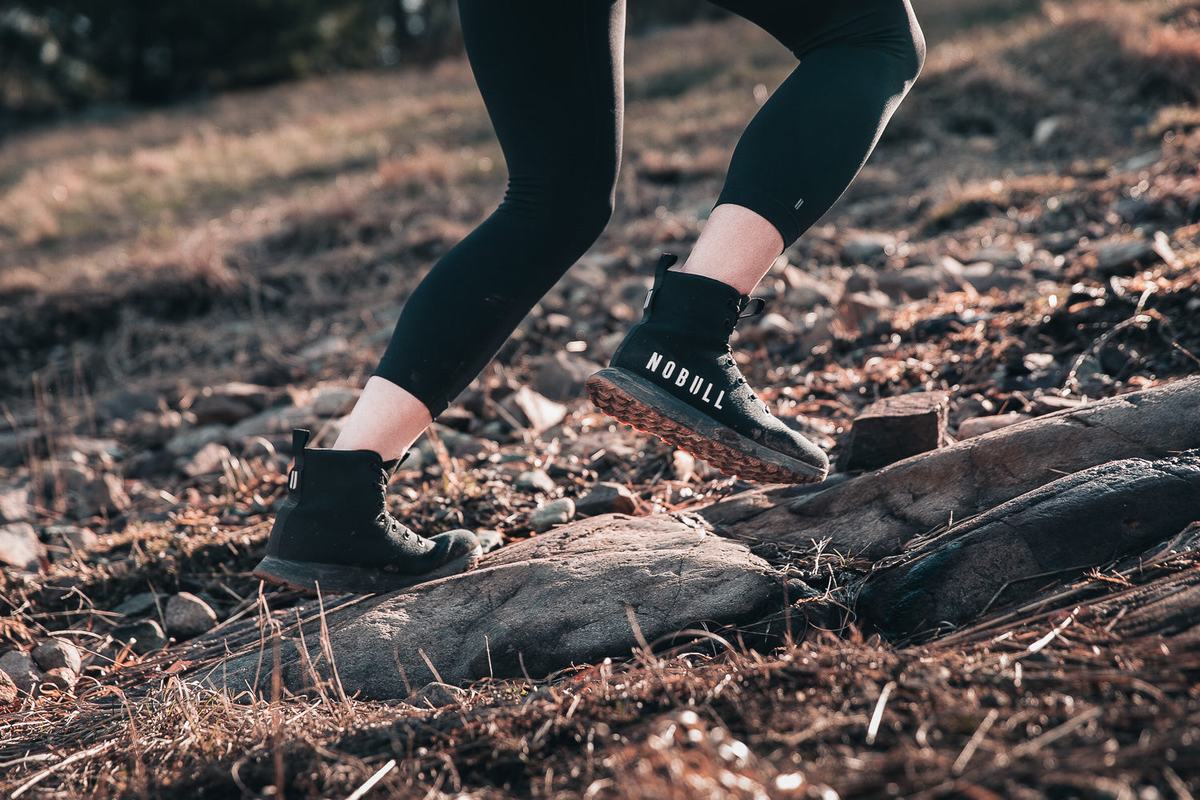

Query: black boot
[253,430,481,594]
[588,253,829,484]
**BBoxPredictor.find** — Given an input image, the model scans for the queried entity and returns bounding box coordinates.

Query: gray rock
[0,651,42,694]
[189,382,274,424]
[529,498,576,532]
[181,442,232,477]
[309,386,361,417]
[0,428,39,467]
[41,667,78,692]
[32,639,82,673]
[576,482,638,517]
[112,619,168,654]
[166,425,229,457]
[164,592,219,638]
[50,464,131,518]
[231,405,317,440]
[1095,239,1158,276]
[0,669,16,707]
[209,516,786,699]
[0,482,31,522]
[0,522,43,570]
[507,387,567,433]
[839,392,949,473]
[532,352,602,403]
[516,470,557,494]
[112,592,159,617]
[842,232,895,263]
[45,525,98,551]
[300,335,352,361]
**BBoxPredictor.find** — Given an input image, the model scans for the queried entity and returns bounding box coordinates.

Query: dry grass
[2,0,1200,797]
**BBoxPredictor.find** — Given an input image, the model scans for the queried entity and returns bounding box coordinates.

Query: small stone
[0,429,39,467]
[165,424,229,457]
[672,450,696,482]
[836,290,891,336]
[0,670,17,707]
[80,472,130,518]
[45,525,98,551]
[531,352,602,402]
[0,522,43,570]
[476,529,505,554]
[1030,395,1086,416]
[842,232,895,263]
[529,498,575,532]
[0,651,42,694]
[231,405,317,440]
[41,667,78,692]
[0,482,31,522]
[575,482,638,517]
[407,681,467,708]
[840,392,950,472]
[310,386,361,417]
[164,592,219,638]
[300,335,352,361]
[516,470,557,494]
[1033,116,1063,146]
[189,382,274,424]
[783,267,839,308]
[32,639,83,673]
[958,413,1031,439]
[181,442,232,477]
[112,620,168,654]
[756,312,795,336]
[961,262,1030,293]
[508,387,568,433]
[112,592,159,617]
[1095,239,1159,276]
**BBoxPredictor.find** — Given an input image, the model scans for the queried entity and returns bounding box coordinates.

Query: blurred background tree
[0,0,731,128]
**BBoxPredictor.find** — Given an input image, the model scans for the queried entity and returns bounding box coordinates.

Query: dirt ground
[1,0,1199,797]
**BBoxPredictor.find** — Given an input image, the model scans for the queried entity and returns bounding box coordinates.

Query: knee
[502,170,616,248]
[899,9,926,84]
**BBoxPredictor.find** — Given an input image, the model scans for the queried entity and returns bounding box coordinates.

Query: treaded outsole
[587,370,827,485]
[251,547,482,595]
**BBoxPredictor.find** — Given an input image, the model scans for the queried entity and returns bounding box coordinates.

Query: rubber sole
[252,545,482,595]
[587,368,827,485]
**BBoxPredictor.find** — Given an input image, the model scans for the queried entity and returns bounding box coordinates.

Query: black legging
[377,0,925,416]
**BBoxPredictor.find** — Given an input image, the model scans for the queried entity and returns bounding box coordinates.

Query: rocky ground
[1,0,1199,797]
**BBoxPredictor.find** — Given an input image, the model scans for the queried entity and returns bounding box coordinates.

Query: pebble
[32,639,82,673]
[509,387,568,433]
[113,592,159,617]
[842,232,895,263]
[1095,239,1158,276]
[0,522,43,570]
[189,382,274,424]
[516,469,557,494]
[0,650,42,694]
[672,450,696,482]
[165,424,229,457]
[112,619,168,654]
[531,352,602,402]
[45,524,98,551]
[164,592,219,638]
[529,498,575,532]
[41,667,78,692]
[0,670,17,707]
[575,482,638,517]
[181,442,232,477]
[309,386,361,417]
[0,482,31,522]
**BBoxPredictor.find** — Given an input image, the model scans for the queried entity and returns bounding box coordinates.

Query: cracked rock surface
[209,515,785,699]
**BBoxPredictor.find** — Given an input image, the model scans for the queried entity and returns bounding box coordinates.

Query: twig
[10,739,117,798]
[345,759,396,800]
[952,708,998,774]
[865,680,895,745]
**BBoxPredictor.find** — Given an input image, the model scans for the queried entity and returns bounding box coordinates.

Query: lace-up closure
[253,429,482,593]
[590,253,829,485]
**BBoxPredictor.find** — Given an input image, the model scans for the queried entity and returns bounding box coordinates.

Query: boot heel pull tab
[289,428,310,492]
[738,297,767,320]
[644,252,678,311]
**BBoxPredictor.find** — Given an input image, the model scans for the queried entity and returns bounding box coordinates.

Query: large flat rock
[207,514,785,699]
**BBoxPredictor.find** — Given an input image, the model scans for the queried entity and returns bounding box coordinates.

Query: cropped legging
[376,0,925,415]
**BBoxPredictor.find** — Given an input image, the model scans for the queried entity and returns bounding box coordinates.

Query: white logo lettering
[646,352,663,371]
[662,361,676,379]
[675,367,689,387]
